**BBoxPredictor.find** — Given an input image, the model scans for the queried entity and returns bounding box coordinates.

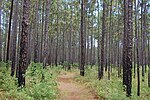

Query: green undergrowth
[75,66,150,100]
[0,62,61,100]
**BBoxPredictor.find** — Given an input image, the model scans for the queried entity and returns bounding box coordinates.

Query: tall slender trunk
[80,0,85,76]
[135,0,140,96]
[105,5,109,72]
[3,11,8,62]
[100,1,106,79]
[11,0,19,76]
[62,2,66,67]
[40,2,45,62]
[143,1,147,73]
[16,3,22,78]
[97,0,101,80]
[90,10,93,68]
[123,0,133,96]
[117,37,120,77]
[34,1,40,63]
[68,3,73,70]
[43,0,50,68]
[93,36,95,65]
[117,1,121,77]
[0,4,2,61]
[6,0,14,66]
[123,0,128,86]
[133,34,136,78]
[18,0,30,86]
[55,0,59,67]
[86,11,89,66]
[141,0,145,81]
[108,0,112,80]
[148,35,150,87]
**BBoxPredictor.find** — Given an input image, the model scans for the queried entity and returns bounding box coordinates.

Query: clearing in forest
[57,72,100,100]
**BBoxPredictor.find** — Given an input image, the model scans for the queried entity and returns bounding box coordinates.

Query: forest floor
[57,72,100,100]
[0,89,3,97]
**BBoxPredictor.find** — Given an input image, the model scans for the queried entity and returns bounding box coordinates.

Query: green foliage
[72,63,79,68]
[63,61,70,67]
[0,67,18,91]
[0,62,58,100]
[75,67,150,100]
[0,62,7,68]
[63,61,79,69]
[24,62,58,99]
[24,81,57,99]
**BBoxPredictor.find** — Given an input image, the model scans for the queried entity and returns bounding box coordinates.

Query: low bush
[0,62,58,100]
[75,67,150,100]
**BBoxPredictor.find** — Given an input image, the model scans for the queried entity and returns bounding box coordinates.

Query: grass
[75,66,150,100]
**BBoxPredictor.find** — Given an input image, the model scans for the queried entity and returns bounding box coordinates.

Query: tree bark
[34,0,40,63]
[123,0,128,86]
[18,0,30,86]
[141,0,145,81]
[11,0,19,76]
[100,1,106,79]
[40,1,45,62]
[0,4,2,61]
[80,0,85,76]
[43,0,50,68]
[55,0,59,67]
[108,0,113,80]
[135,0,140,96]
[97,0,101,80]
[123,0,133,96]
[6,0,14,66]
[148,35,150,87]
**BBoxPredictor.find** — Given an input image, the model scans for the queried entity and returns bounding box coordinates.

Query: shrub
[0,62,58,100]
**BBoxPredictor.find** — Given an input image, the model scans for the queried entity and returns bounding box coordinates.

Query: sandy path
[0,89,4,98]
[57,72,99,100]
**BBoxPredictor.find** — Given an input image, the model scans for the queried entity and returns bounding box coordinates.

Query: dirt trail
[0,89,3,98]
[57,72,99,100]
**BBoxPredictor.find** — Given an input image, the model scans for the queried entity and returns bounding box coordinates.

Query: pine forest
[0,0,150,100]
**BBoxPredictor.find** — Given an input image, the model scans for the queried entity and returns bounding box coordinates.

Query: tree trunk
[86,14,89,66]
[123,0,128,86]
[0,4,2,61]
[18,0,30,86]
[55,1,59,67]
[34,1,40,63]
[11,0,19,76]
[90,10,93,68]
[97,0,101,80]
[117,0,121,77]
[123,0,133,96]
[40,1,45,62]
[6,0,14,66]
[16,5,22,78]
[135,0,140,96]
[68,3,73,70]
[148,35,150,87]
[141,0,145,81]
[62,3,66,67]
[80,0,85,76]
[108,0,112,80]
[43,0,50,68]
[143,1,147,73]
[100,1,106,79]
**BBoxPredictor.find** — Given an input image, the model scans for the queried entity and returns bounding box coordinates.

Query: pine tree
[18,0,30,86]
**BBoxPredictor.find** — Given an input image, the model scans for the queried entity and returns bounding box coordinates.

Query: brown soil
[57,72,101,100]
[0,89,4,98]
